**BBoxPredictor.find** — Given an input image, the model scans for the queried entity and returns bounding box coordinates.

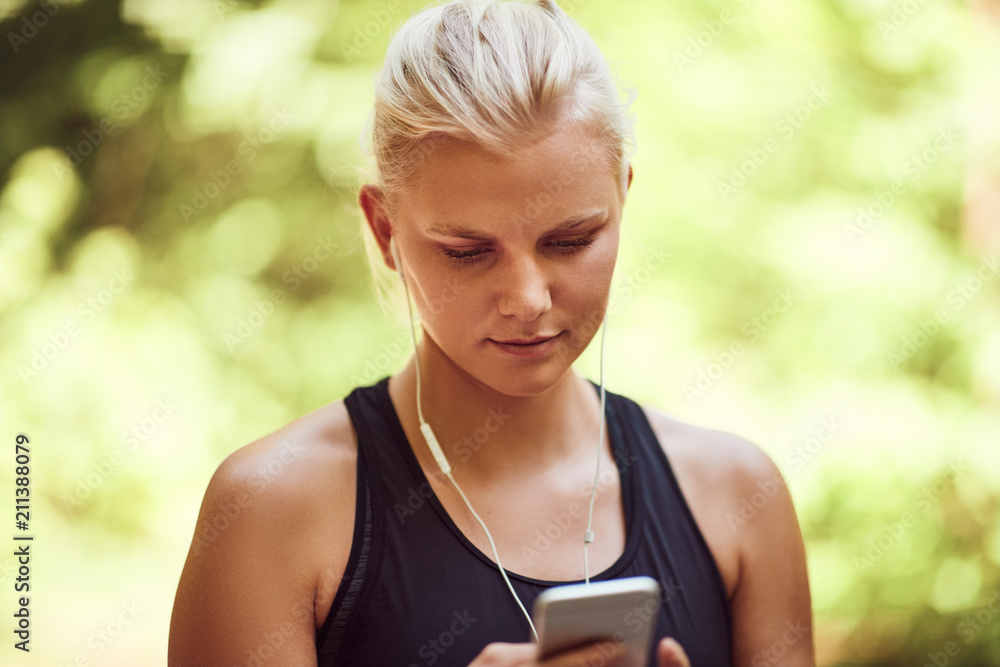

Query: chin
[472,356,576,398]
[485,373,565,398]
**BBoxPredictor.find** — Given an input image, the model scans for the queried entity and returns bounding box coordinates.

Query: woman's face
[386,122,631,396]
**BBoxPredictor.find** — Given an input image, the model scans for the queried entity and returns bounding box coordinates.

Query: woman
[169,1,814,665]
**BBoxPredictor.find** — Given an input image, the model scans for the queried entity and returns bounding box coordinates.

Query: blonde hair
[357,0,637,323]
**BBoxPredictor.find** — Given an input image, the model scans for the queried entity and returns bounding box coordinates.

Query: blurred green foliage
[0,0,997,665]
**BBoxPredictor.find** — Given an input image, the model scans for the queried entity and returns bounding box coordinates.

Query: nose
[497,254,552,321]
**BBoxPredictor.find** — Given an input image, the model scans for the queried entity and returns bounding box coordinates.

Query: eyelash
[442,237,596,265]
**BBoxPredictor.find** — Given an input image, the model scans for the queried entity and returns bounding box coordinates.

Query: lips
[491,334,560,345]
[488,331,564,359]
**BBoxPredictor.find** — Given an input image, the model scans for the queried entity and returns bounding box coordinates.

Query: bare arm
[728,443,815,667]
[168,449,323,667]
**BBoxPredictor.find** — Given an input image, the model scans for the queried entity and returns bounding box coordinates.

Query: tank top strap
[314,377,389,665]
[590,383,734,665]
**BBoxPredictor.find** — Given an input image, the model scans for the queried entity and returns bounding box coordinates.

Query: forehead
[400,124,619,236]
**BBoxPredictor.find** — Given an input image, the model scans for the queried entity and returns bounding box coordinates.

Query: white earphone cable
[583,313,608,586]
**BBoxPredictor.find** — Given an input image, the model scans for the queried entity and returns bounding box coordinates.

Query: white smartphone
[531,575,661,665]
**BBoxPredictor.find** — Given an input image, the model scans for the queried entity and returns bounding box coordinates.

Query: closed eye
[442,236,596,266]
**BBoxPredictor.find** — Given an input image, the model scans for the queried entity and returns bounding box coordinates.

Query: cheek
[562,250,616,337]
[412,275,477,330]
[568,247,616,297]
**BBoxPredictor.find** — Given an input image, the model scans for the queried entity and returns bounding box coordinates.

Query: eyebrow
[426,208,609,241]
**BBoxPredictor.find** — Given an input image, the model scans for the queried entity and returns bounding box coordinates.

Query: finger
[657,637,691,667]
[467,642,537,666]
[542,638,629,666]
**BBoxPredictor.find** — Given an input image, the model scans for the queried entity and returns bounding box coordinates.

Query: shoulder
[638,405,815,664]
[637,403,787,598]
[211,397,358,512]
[639,403,779,503]
[216,395,360,599]
[199,398,358,560]
[173,397,358,648]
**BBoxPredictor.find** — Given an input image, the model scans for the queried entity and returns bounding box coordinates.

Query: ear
[359,184,396,270]
[618,161,633,202]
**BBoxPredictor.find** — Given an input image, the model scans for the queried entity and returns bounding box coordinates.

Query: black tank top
[316,376,732,666]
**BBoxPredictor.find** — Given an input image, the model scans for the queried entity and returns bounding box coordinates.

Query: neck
[387,332,606,484]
